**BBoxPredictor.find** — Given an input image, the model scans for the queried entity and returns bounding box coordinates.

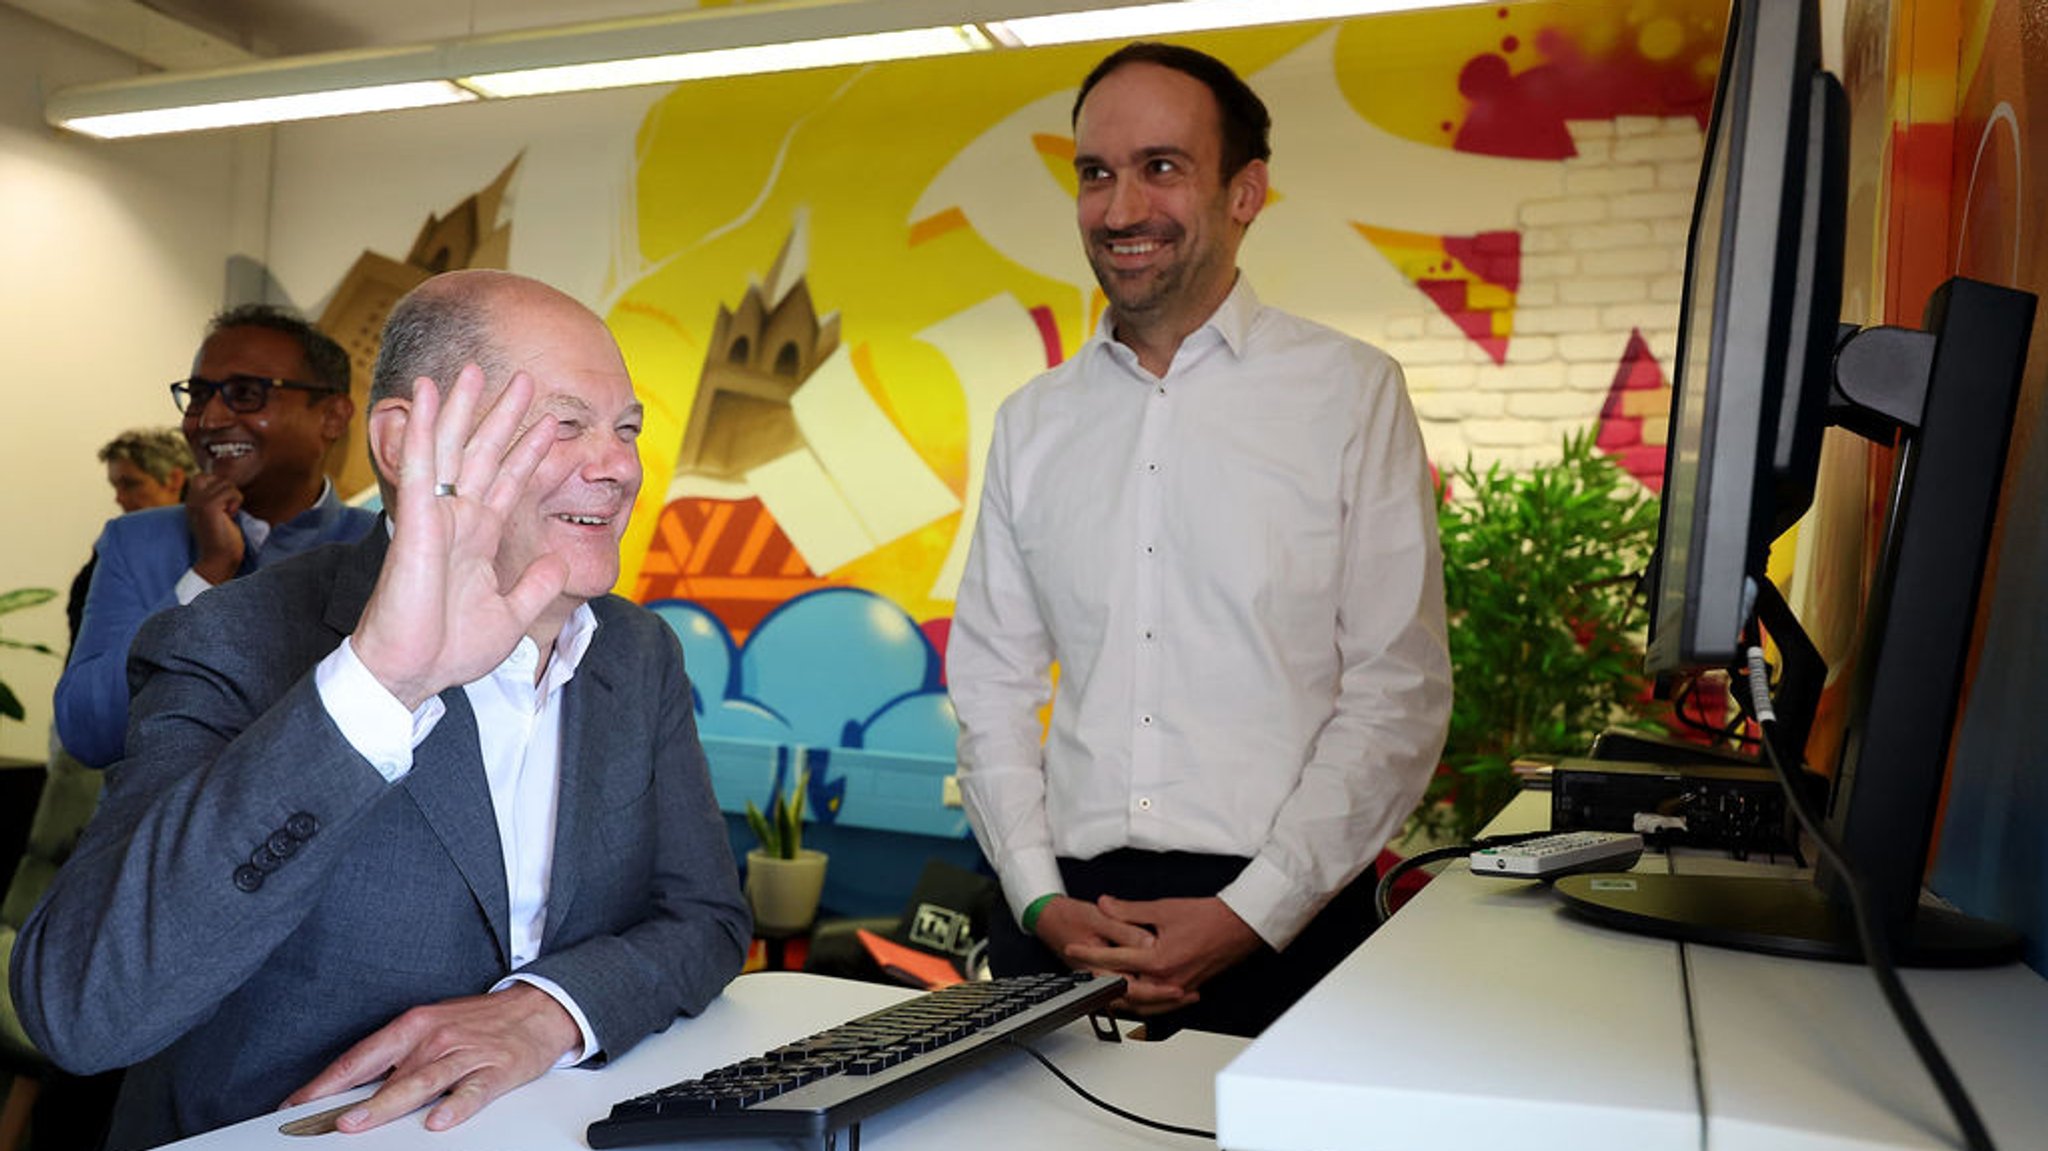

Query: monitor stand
[1551,872,2022,967]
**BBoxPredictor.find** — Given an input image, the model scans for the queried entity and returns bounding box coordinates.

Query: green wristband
[1020,893,1060,935]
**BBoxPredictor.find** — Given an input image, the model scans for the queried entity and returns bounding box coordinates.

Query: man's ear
[1228,159,1269,227]
[319,394,355,444]
[366,398,411,486]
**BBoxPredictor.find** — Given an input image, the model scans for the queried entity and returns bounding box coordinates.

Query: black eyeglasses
[170,375,340,414]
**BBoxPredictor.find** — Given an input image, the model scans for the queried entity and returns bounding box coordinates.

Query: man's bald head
[366,270,625,508]
[371,270,599,407]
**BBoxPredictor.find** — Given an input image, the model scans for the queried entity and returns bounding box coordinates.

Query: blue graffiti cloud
[648,589,958,757]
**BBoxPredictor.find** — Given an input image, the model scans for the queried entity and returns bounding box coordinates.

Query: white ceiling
[5,0,738,63]
[150,0,723,55]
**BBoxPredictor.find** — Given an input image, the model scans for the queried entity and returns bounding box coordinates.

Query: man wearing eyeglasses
[55,305,378,767]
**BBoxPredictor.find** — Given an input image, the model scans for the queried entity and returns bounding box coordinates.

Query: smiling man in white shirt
[948,41,1452,1037]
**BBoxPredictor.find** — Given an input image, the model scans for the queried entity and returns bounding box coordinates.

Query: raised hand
[183,469,246,586]
[281,983,581,1134]
[351,365,567,709]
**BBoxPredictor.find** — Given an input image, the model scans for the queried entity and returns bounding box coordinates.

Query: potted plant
[1417,430,1663,843]
[0,587,57,725]
[743,767,829,933]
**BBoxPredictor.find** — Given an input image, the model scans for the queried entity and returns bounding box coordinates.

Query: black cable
[1670,672,1760,747]
[1372,830,1556,924]
[1742,648,1997,1151]
[1010,1038,1215,1140]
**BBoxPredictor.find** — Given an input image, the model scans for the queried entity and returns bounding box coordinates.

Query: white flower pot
[745,848,828,933]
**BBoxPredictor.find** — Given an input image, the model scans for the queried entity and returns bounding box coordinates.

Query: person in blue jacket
[56,304,376,766]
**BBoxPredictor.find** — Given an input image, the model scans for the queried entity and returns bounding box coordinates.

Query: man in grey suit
[11,270,752,1148]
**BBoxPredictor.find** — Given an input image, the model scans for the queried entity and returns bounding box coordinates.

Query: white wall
[0,8,244,759]
[265,87,661,315]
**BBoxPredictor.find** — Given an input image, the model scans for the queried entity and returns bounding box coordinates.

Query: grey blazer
[10,528,752,1150]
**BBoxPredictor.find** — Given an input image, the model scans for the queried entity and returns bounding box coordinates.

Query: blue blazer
[55,495,378,767]
[12,529,752,1149]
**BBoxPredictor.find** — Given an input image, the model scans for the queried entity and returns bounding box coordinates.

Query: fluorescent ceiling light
[465,25,992,99]
[47,0,1479,140]
[987,0,1485,46]
[61,81,474,140]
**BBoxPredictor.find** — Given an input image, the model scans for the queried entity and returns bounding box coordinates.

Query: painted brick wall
[1380,115,1704,478]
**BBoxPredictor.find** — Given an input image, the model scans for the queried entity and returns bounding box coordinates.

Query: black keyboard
[588,971,1126,1150]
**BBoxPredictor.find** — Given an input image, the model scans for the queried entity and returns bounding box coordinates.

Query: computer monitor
[1644,0,1841,679]
[1554,0,2035,966]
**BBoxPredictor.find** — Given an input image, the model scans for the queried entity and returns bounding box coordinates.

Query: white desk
[1217,792,2048,1150]
[172,972,1244,1149]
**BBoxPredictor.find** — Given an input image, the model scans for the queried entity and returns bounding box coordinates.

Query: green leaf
[744,800,778,857]
[0,681,21,723]
[779,768,808,859]
[0,587,56,616]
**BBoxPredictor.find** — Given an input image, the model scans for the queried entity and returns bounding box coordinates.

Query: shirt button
[1144,462,1159,473]
[1143,545,1155,556]
[233,865,265,893]
[1141,629,1155,641]
[1155,385,1166,396]
[1137,797,1153,810]
[1139,714,1153,726]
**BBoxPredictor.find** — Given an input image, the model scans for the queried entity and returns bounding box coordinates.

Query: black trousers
[987,849,1376,1038]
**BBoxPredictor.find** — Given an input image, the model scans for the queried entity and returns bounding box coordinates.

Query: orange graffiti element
[908,207,971,247]
[636,497,830,643]
[1885,120,1959,326]
[1355,224,1519,364]
[1033,133,1080,198]
[1596,329,1671,492]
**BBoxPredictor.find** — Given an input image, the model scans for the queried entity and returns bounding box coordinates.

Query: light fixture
[47,0,1483,140]
[461,26,994,100]
[50,45,480,140]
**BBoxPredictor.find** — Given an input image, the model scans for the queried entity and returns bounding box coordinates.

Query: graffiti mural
[604,4,1723,750]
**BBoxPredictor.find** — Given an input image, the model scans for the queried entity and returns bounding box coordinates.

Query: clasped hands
[1035,894,1263,1015]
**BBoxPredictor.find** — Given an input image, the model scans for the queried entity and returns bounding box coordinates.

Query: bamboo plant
[1419,430,1663,842]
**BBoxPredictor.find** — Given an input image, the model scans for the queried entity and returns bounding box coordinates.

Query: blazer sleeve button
[233,865,266,893]
[285,812,319,840]
[250,845,283,873]
[267,830,299,857]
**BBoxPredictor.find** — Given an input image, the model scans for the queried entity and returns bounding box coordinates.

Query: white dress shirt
[948,277,1452,950]
[314,604,602,1063]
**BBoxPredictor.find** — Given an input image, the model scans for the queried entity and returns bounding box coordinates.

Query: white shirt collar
[486,602,600,699]
[1087,273,1262,375]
